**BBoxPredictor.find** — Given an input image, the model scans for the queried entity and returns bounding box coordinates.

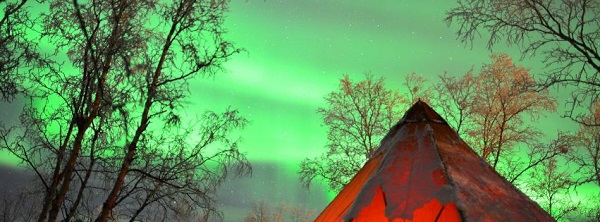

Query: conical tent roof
[316,101,554,222]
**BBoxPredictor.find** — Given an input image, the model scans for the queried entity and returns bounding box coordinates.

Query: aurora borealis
[205,0,573,163]
[195,0,580,220]
[0,0,594,221]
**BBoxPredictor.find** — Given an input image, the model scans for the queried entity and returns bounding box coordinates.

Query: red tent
[316,101,554,222]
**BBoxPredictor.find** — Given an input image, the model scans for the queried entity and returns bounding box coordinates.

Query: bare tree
[403,72,433,103]
[244,201,317,222]
[502,131,574,184]
[433,69,476,134]
[446,0,600,126]
[568,101,600,186]
[573,197,600,222]
[284,202,318,222]
[0,0,250,221]
[0,185,40,222]
[0,0,38,101]
[471,54,555,167]
[298,74,406,192]
[244,201,271,222]
[435,54,557,182]
[116,109,250,222]
[527,158,578,221]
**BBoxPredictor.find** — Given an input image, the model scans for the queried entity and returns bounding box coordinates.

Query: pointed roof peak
[400,100,445,124]
[316,101,554,221]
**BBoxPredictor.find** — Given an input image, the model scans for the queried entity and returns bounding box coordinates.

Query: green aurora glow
[212,0,578,164]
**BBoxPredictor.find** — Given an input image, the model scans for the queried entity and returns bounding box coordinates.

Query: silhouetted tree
[244,201,317,222]
[244,201,271,222]
[528,158,578,221]
[298,74,406,192]
[568,101,600,186]
[438,54,556,168]
[434,69,476,134]
[435,53,557,181]
[502,131,574,184]
[472,54,557,167]
[447,0,600,126]
[574,197,600,222]
[403,72,433,103]
[0,0,41,101]
[0,185,40,221]
[0,0,250,221]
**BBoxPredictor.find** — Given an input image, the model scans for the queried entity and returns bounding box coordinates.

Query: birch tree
[0,0,250,221]
[298,74,406,192]
[446,0,600,126]
[435,53,558,181]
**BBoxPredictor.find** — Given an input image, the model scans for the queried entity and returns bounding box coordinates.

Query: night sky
[0,0,587,221]
[199,0,579,220]
[202,0,575,163]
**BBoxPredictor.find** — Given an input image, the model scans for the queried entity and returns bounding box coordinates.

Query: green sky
[0,0,589,220]
[201,0,576,167]
[189,0,582,219]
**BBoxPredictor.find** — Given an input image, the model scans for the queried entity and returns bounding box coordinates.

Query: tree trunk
[95,3,178,219]
[47,127,89,222]
[64,128,99,222]
[38,121,75,222]
[94,125,145,222]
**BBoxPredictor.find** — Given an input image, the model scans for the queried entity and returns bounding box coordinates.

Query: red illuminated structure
[315,101,554,222]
